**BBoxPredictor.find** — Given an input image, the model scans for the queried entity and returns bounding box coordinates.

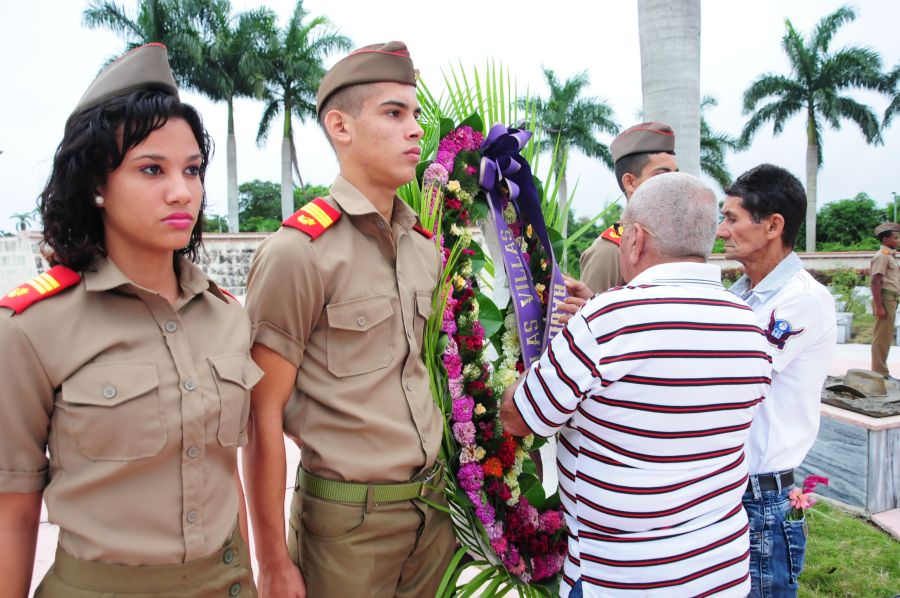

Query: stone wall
[8,232,882,297]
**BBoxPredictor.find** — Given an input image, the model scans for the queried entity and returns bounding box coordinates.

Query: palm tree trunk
[281,107,294,221]
[226,97,239,233]
[638,0,702,176]
[805,114,818,252]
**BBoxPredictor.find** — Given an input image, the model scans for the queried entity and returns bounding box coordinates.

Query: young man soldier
[870,222,900,378]
[580,122,676,293]
[243,42,455,597]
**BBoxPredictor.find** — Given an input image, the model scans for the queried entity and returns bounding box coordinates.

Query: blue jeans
[568,578,583,598]
[743,478,808,597]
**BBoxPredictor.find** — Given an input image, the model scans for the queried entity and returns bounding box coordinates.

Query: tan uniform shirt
[0,257,260,565]
[580,234,623,293]
[245,175,442,483]
[871,246,900,293]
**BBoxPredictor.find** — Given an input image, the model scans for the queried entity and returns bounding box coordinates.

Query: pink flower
[802,475,829,495]
[539,510,565,533]
[788,488,812,510]
[423,162,449,187]
[452,421,476,446]
[452,396,475,422]
[458,462,484,492]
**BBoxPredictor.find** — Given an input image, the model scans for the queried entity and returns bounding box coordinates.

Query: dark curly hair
[39,90,213,271]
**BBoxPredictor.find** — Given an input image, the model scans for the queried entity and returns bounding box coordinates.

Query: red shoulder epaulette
[218,286,238,303]
[0,266,81,315]
[282,197,341,240]
[600,225,621,246]
[413,224,434,239]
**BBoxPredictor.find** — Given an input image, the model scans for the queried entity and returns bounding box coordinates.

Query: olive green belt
[295,462,442,505]
[881,289,899,299]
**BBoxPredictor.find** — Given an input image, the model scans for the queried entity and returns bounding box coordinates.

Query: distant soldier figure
[870,222,900,377]
[580,122,676,293]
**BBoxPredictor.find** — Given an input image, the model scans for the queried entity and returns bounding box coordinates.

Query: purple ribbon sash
[479,124,568,367]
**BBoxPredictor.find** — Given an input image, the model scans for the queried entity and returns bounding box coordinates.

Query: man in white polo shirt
[718,164,836,597]
[502,173,772,597]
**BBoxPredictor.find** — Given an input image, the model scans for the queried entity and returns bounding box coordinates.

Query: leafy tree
[521,69,619,238]
[699,96,741,189]
[739,5,887,252]
[82,0,203,84]
[237,179,330,231]
[816,193,883,246]
[255,0,351,220]
[203,213,228,232]
[190,2,276,233]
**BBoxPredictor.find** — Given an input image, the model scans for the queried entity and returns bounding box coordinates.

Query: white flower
[447,180,461,193]
[463,363,482,381]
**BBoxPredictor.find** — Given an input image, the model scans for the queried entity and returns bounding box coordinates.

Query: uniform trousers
[288,477,456,597]
[871,291,897,376]
[35,526,255,597]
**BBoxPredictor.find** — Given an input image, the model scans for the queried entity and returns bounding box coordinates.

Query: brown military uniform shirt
[0,257,261,565]
[580,234,623,293]
[245,175,442,483]
[871,246,900,293]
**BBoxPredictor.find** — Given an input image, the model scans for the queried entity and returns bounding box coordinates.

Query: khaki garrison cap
[610,122,675,163]
[74,43,179,114]
[316,41,417,117]
[875,222,900,237]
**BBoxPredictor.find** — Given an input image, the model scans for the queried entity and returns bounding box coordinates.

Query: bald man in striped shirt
[502,173,772,597]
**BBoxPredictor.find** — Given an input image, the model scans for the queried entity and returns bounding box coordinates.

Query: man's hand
[258,557,307,598]
[875,304,887,319]
[500,372,531,436]
[557,296,588,324]
[563,274,593,301]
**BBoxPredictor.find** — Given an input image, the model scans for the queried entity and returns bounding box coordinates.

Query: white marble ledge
[821,403,900,431]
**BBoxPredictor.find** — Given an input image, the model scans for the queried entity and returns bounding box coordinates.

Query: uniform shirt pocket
[209,353,264,447]
[414,290,434,348]
[59,362,166,461]
[325,295,394,377]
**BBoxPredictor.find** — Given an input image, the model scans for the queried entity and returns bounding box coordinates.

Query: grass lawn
[799,501,900,597]
[849,312,876,344]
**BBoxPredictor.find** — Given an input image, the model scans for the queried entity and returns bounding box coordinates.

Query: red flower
[498,439,517,469]
[515,360,525,373]
[482,457,503,478]
[445,198,463,210]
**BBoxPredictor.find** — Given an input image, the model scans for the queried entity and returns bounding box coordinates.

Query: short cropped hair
[614,151,675,193]
[724,164,806,249]
[623,172,718,259]
[40,90,212,271]
[318,84,377,143]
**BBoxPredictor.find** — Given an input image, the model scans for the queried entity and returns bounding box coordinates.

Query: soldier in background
[870,222,900,378]
[580,122,676,293]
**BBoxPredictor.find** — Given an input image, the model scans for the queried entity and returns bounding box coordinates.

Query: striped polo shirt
[514,262,771,597]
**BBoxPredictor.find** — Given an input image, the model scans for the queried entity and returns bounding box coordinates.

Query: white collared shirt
[730,252,836,475]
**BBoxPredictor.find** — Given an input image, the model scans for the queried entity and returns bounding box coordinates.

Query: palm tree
[522,68,619,239]
[255,0,351,220]
[740,5,885,252]
[638,0,701,177]
[82,0,202,85]
[700,96,741,190]
[883,63,900,128]
[11,210,36,232]
[190,2,275,232]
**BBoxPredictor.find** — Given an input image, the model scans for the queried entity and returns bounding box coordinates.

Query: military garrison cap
[874,222,900,237]
[73,43,179,115]
[316,41,417,117]
[610,122,675,163]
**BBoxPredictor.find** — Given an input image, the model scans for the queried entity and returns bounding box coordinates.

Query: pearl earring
[94,195,104,207]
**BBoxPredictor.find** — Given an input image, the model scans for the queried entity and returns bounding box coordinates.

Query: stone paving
[27,344,900,595]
